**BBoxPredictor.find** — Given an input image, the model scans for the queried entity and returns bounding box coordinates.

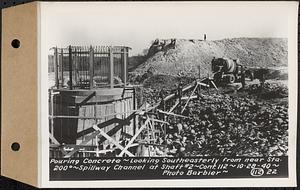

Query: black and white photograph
[49,39,289,159]
[40,1,297,187]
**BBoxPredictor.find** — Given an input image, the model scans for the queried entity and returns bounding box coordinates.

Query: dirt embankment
[132,38,288,78]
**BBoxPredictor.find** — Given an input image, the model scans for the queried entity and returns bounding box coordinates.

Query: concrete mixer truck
[211,57,254,86]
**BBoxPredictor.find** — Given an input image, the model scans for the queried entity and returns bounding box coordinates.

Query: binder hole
[11,142,20,151]
[11,39,20,48]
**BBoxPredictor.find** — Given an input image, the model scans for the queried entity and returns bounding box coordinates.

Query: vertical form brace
[95,135,99,157]
[50,90,54,143]
[60,48,64,88]
[132,88,136,134]
[54,47,59,89]
[49,90,60,145]
[74,48,77,85]
[123,48,127,86]
[109,47,114,89]
[69,45,73,90]
[89,46,94,89]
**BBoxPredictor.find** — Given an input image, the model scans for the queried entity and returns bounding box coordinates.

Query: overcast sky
[41,2,296,55]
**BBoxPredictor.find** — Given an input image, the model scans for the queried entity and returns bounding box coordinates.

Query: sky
[41,2,297,55]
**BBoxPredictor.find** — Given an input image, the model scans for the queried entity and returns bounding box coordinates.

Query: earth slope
[133,38,287,78]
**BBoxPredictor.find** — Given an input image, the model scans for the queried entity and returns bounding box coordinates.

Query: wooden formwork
[49,88,137,158]
[48,45,143,158]
[49,57,214,158]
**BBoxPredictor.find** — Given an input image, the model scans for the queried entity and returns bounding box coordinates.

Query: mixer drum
[225,58,238,73]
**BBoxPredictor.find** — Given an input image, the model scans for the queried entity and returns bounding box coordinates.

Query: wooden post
[109,47,114,89]
[50,90,54,142]
[54,47,59,89]
[74,48,77,86]
[89,46,94,89]
[95,135,99,157]
[132,88,136,135]
[60,48,64,88]
[123,48,127,86]
[69,45,73,90]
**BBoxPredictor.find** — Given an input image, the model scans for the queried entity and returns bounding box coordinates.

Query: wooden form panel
[1,2,38,187]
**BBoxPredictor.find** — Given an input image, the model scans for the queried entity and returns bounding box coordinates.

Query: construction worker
[257,67,267,88]
[147,39,160,57]
[160,40,166,50]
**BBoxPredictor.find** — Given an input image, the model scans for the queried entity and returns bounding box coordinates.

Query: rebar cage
[49,46,130,89]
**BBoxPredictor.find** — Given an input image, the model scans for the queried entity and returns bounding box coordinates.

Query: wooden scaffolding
[48,45,217,158]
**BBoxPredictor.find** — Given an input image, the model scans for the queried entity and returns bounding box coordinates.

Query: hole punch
[11,39,21,48]
[11,142,20,151]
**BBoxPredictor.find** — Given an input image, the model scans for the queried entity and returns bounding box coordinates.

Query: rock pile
[246,82,288,99]
[157,94,288,157]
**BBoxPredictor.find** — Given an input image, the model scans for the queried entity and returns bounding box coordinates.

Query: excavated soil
[131,38,287,79]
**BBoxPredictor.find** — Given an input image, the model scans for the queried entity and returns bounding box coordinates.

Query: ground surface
[129,37,289,157]
[136,78,288,157]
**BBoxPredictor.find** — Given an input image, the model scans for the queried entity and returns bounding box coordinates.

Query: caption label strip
[50,156,288,180]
